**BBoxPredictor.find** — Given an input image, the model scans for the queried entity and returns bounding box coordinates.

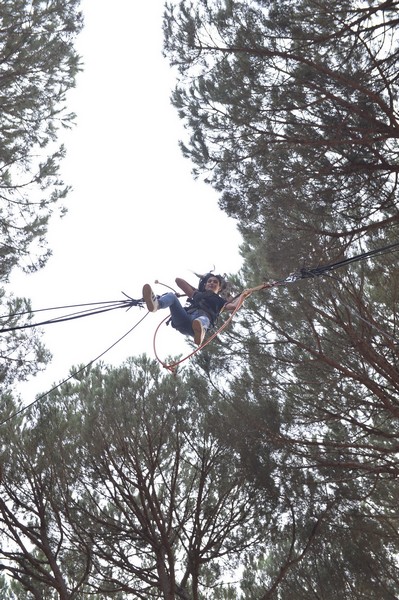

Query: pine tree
[163,2,399,596]
[163,0,399,259]
[0,357,272,599]
[0,0,82,277]
[0,0,82,398]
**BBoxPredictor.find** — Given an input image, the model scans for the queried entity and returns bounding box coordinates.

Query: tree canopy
[164,0,399,263]
[0,0,82,401]
[0,0,83,278]
[2,0,399,598]
[162,0,399,597]
[0,357,273,599]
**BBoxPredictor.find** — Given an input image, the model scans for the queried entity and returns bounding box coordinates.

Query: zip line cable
[0,296,144,333]
[2,240,399,336]
[2,238,399,415]
[0,311,149,427]
[1,303,133,332]
[282,239,399,283]
[0,298,137,320]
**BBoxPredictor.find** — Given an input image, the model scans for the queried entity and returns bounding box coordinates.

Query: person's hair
[198,272,227,293]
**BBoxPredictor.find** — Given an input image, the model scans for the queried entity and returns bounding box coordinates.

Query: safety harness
[185,291,227,326]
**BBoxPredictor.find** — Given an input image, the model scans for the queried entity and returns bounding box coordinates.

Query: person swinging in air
[142,273,245,346]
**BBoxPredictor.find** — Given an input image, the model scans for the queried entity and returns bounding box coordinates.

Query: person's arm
[175,278,197,298]
[223,292,249,312]
[222,282,275,312]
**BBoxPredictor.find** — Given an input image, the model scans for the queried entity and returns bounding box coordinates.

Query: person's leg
[158,293,194,335]
[142,284,159,312]
[192,319,206,345]
[193,315,210,329]
[160,295,212,337]
[143,285,210,339]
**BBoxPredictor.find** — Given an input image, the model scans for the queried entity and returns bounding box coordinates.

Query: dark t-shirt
[188,291,227,324]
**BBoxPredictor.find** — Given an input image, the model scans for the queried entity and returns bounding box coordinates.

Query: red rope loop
[152,291,249,374]
[152,281,278,374]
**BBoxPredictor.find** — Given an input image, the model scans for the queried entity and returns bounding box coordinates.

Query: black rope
[0,311,149,426]
[0,295,144,333]
[280,240,399,284]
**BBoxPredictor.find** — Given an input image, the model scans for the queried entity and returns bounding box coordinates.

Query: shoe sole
[143,284,158,312]
[192,319,205,346]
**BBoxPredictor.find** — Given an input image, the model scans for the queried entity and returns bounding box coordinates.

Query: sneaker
[142,284,159,312]
[192,319,205,346]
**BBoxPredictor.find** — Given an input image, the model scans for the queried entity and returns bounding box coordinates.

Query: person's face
[205,276,222,294]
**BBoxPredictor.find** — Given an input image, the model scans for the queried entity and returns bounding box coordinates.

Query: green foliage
[164,0,399,263]
[163,1,399,597]
[0,356,269,598]
[2,1,399,598]
[0,0,82,404]
[0,0,83,278]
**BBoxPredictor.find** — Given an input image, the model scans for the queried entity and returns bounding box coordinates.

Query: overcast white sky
[10,0,243,401]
